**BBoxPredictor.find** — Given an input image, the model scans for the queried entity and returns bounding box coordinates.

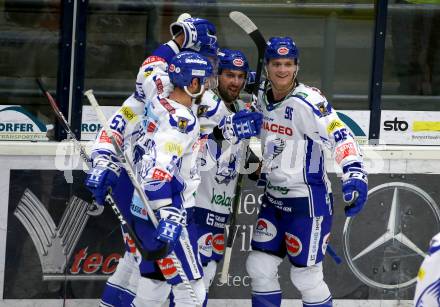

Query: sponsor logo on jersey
[155,78,164,95]
[253,218,277,242]
[262,121,293,136]
[285,233,302,257]
[130,201,149,221]
[152,168,172,181]
[164,142,183,156]
[210,188,233,207]
[159,98,175,114]
[233,58,244,67]
[335,141,357,164]
[142,55,165,66]
[212,233,225,254]
[98,130,123,146]
[309,217,323,262]
[277,46,289,55]
[267,181,289,195]
[146,121,157,133]
[322,232,330,255]
[295,91,308,99]
[326,119,344,134]
[157,258,178,279]
[197,233,213,257]
[120,106,137,122]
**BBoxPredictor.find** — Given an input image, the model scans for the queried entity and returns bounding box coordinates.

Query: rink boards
[0,142,439,306]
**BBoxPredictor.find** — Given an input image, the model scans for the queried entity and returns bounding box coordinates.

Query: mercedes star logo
[343,182,440,289]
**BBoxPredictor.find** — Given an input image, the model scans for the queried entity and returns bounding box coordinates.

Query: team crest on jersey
[197,105,209,117]
[316,101,330,117]
[253,218,277,242]
[277,46,289,55]
[233,58,244,67]
[285,233,302,257]
[215,153,238,185]
[177,117,189,132]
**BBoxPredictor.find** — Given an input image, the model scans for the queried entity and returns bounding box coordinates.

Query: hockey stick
[84,89,200,305]
[36,78,168,261]
[219,11,266,284]
[229,11,266,95]
[224,13,343,270]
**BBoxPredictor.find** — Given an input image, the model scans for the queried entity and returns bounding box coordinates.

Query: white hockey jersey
[196,91,246,216]
[255,82,363,216]
[414,232,440,307]
[134,95,201,210]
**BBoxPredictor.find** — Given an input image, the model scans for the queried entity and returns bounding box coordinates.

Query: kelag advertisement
[4,170,440,301]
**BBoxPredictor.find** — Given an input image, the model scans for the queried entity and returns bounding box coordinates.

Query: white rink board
[0,299,414,306]
[0,141,438,304]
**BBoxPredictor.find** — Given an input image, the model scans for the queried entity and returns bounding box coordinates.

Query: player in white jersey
[129,51,212,306]
[414,232,440,307]
[246,37,368,307]
[87,17,220,307]
[181,49,261,307]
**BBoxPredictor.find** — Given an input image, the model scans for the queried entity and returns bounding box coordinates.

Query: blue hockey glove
[85,158,121,206]
[219,110,263,144]
[170,17,217,50]
[341,164,368,217]
[155,206,186,250]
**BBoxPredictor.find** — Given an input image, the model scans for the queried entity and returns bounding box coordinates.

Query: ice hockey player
[172,48,262,307]
[86,16,219,307]
[246,36,368,307]
[414,232,440,307]
[129,51,212,306]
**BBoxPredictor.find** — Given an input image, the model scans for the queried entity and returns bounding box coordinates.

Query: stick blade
[229,11,258,34]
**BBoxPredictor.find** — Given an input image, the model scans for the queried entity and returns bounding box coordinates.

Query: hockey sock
[252,290,282,307]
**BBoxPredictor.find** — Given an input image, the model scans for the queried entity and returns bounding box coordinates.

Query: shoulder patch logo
[197,105,209,117]
[316,101,330,117]
[177,117,189,132]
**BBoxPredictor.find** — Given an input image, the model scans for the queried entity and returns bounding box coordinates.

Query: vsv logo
[383,117,409,131]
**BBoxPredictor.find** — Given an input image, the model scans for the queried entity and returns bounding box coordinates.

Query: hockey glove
[341,164,368,217]
[85,157,121,206]
[219,110,263,144]
[169,17,217,50]
[155,206,186,252]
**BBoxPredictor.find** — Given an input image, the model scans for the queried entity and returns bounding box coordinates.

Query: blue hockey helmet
[217,48,249,73]
[264,37,299,63]
[168,51,213,89]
